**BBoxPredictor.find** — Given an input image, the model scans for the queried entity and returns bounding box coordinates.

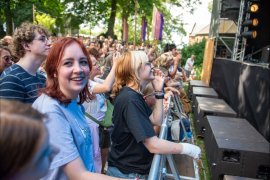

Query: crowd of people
[0,22,200,180]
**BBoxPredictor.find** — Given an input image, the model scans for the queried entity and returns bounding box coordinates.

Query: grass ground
[183,82,211,180]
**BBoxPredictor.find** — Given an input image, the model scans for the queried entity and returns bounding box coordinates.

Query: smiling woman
[42,37,92,105]
[32,37,125,180]
[0,99,55,180]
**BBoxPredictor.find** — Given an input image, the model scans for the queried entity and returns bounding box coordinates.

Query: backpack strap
[85,112,102,125]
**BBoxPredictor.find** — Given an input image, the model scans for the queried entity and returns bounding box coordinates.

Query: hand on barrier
[181,143,201,159]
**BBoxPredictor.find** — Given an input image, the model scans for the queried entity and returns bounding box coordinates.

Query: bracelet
[155,92,164,99]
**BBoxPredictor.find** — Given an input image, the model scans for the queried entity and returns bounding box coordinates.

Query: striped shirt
[0,64,46,103]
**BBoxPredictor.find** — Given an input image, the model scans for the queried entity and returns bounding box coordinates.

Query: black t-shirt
[108,87,156,175]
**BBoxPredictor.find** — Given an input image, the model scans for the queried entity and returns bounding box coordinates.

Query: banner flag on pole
[152,6,158,40]
[151,6,164,41]
[141,16,147,42]
[159,13,164,40]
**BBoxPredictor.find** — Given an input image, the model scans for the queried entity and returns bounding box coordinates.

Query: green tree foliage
[1,0,203,42]
[121,0,202,43]
[35,13,56,33]
[13,2,34,27]
[63,0,109,28]
[181,38,206,67]
[0,0,64,35]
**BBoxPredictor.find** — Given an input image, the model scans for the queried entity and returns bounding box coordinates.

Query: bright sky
[81,0,212,46]
[171,0,212,47]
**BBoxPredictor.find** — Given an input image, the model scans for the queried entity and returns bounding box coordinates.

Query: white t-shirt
[84,80,107,121]
[184,58,194,71]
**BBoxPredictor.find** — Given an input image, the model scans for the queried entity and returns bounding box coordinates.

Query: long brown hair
[0,99,46,179]
[42,37,92,105]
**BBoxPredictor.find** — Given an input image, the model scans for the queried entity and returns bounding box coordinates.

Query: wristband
[155,92,164,99]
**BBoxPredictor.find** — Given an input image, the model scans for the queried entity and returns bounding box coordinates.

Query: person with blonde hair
[107,51,201,179]
[0,99,57,180]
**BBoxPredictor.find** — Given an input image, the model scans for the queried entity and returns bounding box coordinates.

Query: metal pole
[232,0,246,61]
[148,97,171,180]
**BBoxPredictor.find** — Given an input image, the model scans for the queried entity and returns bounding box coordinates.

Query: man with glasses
[0,22,51,103]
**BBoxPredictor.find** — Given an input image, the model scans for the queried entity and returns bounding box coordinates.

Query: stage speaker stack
[188,80,208,99]
[193,97,237,136]
[191,87,218,112]
[204,116,270,180]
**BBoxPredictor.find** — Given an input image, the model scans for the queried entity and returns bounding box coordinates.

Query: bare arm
[168,53,181,79]
[63,158,125,180]
[92,53,120,94]
[149,98,163,126]
[149,72,165,126]
[143,136,201,159]
[164,86,180,95]
[143,136,183,154]
[92,63,116,94]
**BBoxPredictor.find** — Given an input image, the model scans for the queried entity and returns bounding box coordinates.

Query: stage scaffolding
[209,0,246,61]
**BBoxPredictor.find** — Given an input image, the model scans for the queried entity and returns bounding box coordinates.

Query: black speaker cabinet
[204,116,270,180]
[188,80,208,99]
[191,87,218,112]
[223,175,262,180]
[193,97,237,136]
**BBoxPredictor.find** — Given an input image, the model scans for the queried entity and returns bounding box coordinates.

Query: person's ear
[22,43,31,51]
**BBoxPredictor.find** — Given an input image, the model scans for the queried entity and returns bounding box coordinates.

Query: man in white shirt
[184,54,195,78]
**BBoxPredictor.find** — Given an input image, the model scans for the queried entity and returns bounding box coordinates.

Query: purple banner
[152,7,164,41]
[141,17,147,41]
[159,13,164,40]
[154,10,161,40]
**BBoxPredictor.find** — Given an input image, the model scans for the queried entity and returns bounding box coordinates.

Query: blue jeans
[106,166,147,179]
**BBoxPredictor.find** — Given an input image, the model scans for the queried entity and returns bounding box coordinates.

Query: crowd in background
[0,22,200,180]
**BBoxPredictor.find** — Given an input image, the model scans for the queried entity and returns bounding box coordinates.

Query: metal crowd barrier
[148,95,200,180]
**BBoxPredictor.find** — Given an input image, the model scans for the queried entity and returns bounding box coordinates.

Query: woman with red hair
[33,37,123,180]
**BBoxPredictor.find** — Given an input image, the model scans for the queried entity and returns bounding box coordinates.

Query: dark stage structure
[211,58,269,141]
[200,0,270,178]
[209,0,270,141]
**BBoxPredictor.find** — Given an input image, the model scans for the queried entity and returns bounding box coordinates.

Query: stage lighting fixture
[241,0,261,39]
[249,3,259,13]
[242,31,257,39]
[242,18,259,26]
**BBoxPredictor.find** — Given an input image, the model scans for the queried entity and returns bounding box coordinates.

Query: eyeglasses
[2,56,13,63]
[33,35,50,43]
[145,62,156,72]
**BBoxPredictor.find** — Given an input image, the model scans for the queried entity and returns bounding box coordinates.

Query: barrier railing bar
[166,173,198,180]
[148,95,200,180]
[148,96,172,180]
[166,154,181,180]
